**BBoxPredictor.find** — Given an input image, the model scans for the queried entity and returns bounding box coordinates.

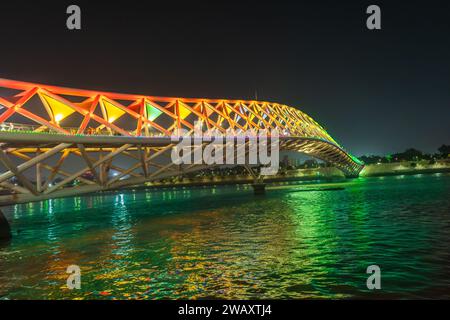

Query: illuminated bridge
[0,78,363,206]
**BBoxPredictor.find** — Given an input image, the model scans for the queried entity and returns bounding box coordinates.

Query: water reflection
[0,174,449,299]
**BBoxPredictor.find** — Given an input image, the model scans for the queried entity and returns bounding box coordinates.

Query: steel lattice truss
[0,78,363,205]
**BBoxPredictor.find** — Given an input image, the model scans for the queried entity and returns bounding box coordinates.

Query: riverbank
[137,159,450,189]
[359,159,450,177]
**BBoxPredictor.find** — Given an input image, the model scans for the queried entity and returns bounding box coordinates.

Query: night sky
[0,0,449,156]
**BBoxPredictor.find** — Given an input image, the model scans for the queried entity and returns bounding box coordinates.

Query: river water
[1,174,449,299]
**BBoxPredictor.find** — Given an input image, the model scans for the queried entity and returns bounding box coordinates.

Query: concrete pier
[0,208,11,242]
[252,183,266,195]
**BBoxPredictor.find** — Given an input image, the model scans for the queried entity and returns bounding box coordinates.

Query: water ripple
[0,174,449,299]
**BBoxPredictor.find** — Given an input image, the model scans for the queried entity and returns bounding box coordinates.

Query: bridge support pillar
[245,165,266,195]
[252,183,266,195]
[0,208,11,242]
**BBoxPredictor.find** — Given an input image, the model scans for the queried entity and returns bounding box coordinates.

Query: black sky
[0,0,449,156]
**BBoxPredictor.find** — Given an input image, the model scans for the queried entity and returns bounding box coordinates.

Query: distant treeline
[359,145,450,165]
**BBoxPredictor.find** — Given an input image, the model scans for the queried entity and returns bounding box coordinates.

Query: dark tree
[392,148,423,161]
[438,145,450,157]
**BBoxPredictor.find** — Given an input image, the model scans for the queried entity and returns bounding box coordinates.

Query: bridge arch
[0,78,363,205]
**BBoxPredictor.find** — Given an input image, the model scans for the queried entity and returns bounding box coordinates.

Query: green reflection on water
[1,174,450,299]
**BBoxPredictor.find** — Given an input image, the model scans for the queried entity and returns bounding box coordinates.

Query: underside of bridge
[0,78,364,205]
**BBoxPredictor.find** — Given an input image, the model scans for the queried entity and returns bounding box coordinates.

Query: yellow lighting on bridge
[178,102,191,120]
[100,98,126,123]
[39,93,76,123]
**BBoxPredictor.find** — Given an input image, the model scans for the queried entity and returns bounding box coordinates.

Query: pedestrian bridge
[0,78,364,206]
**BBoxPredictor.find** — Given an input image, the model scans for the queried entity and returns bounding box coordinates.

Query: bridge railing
[0,122,293,138]
[0,122,167,137]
